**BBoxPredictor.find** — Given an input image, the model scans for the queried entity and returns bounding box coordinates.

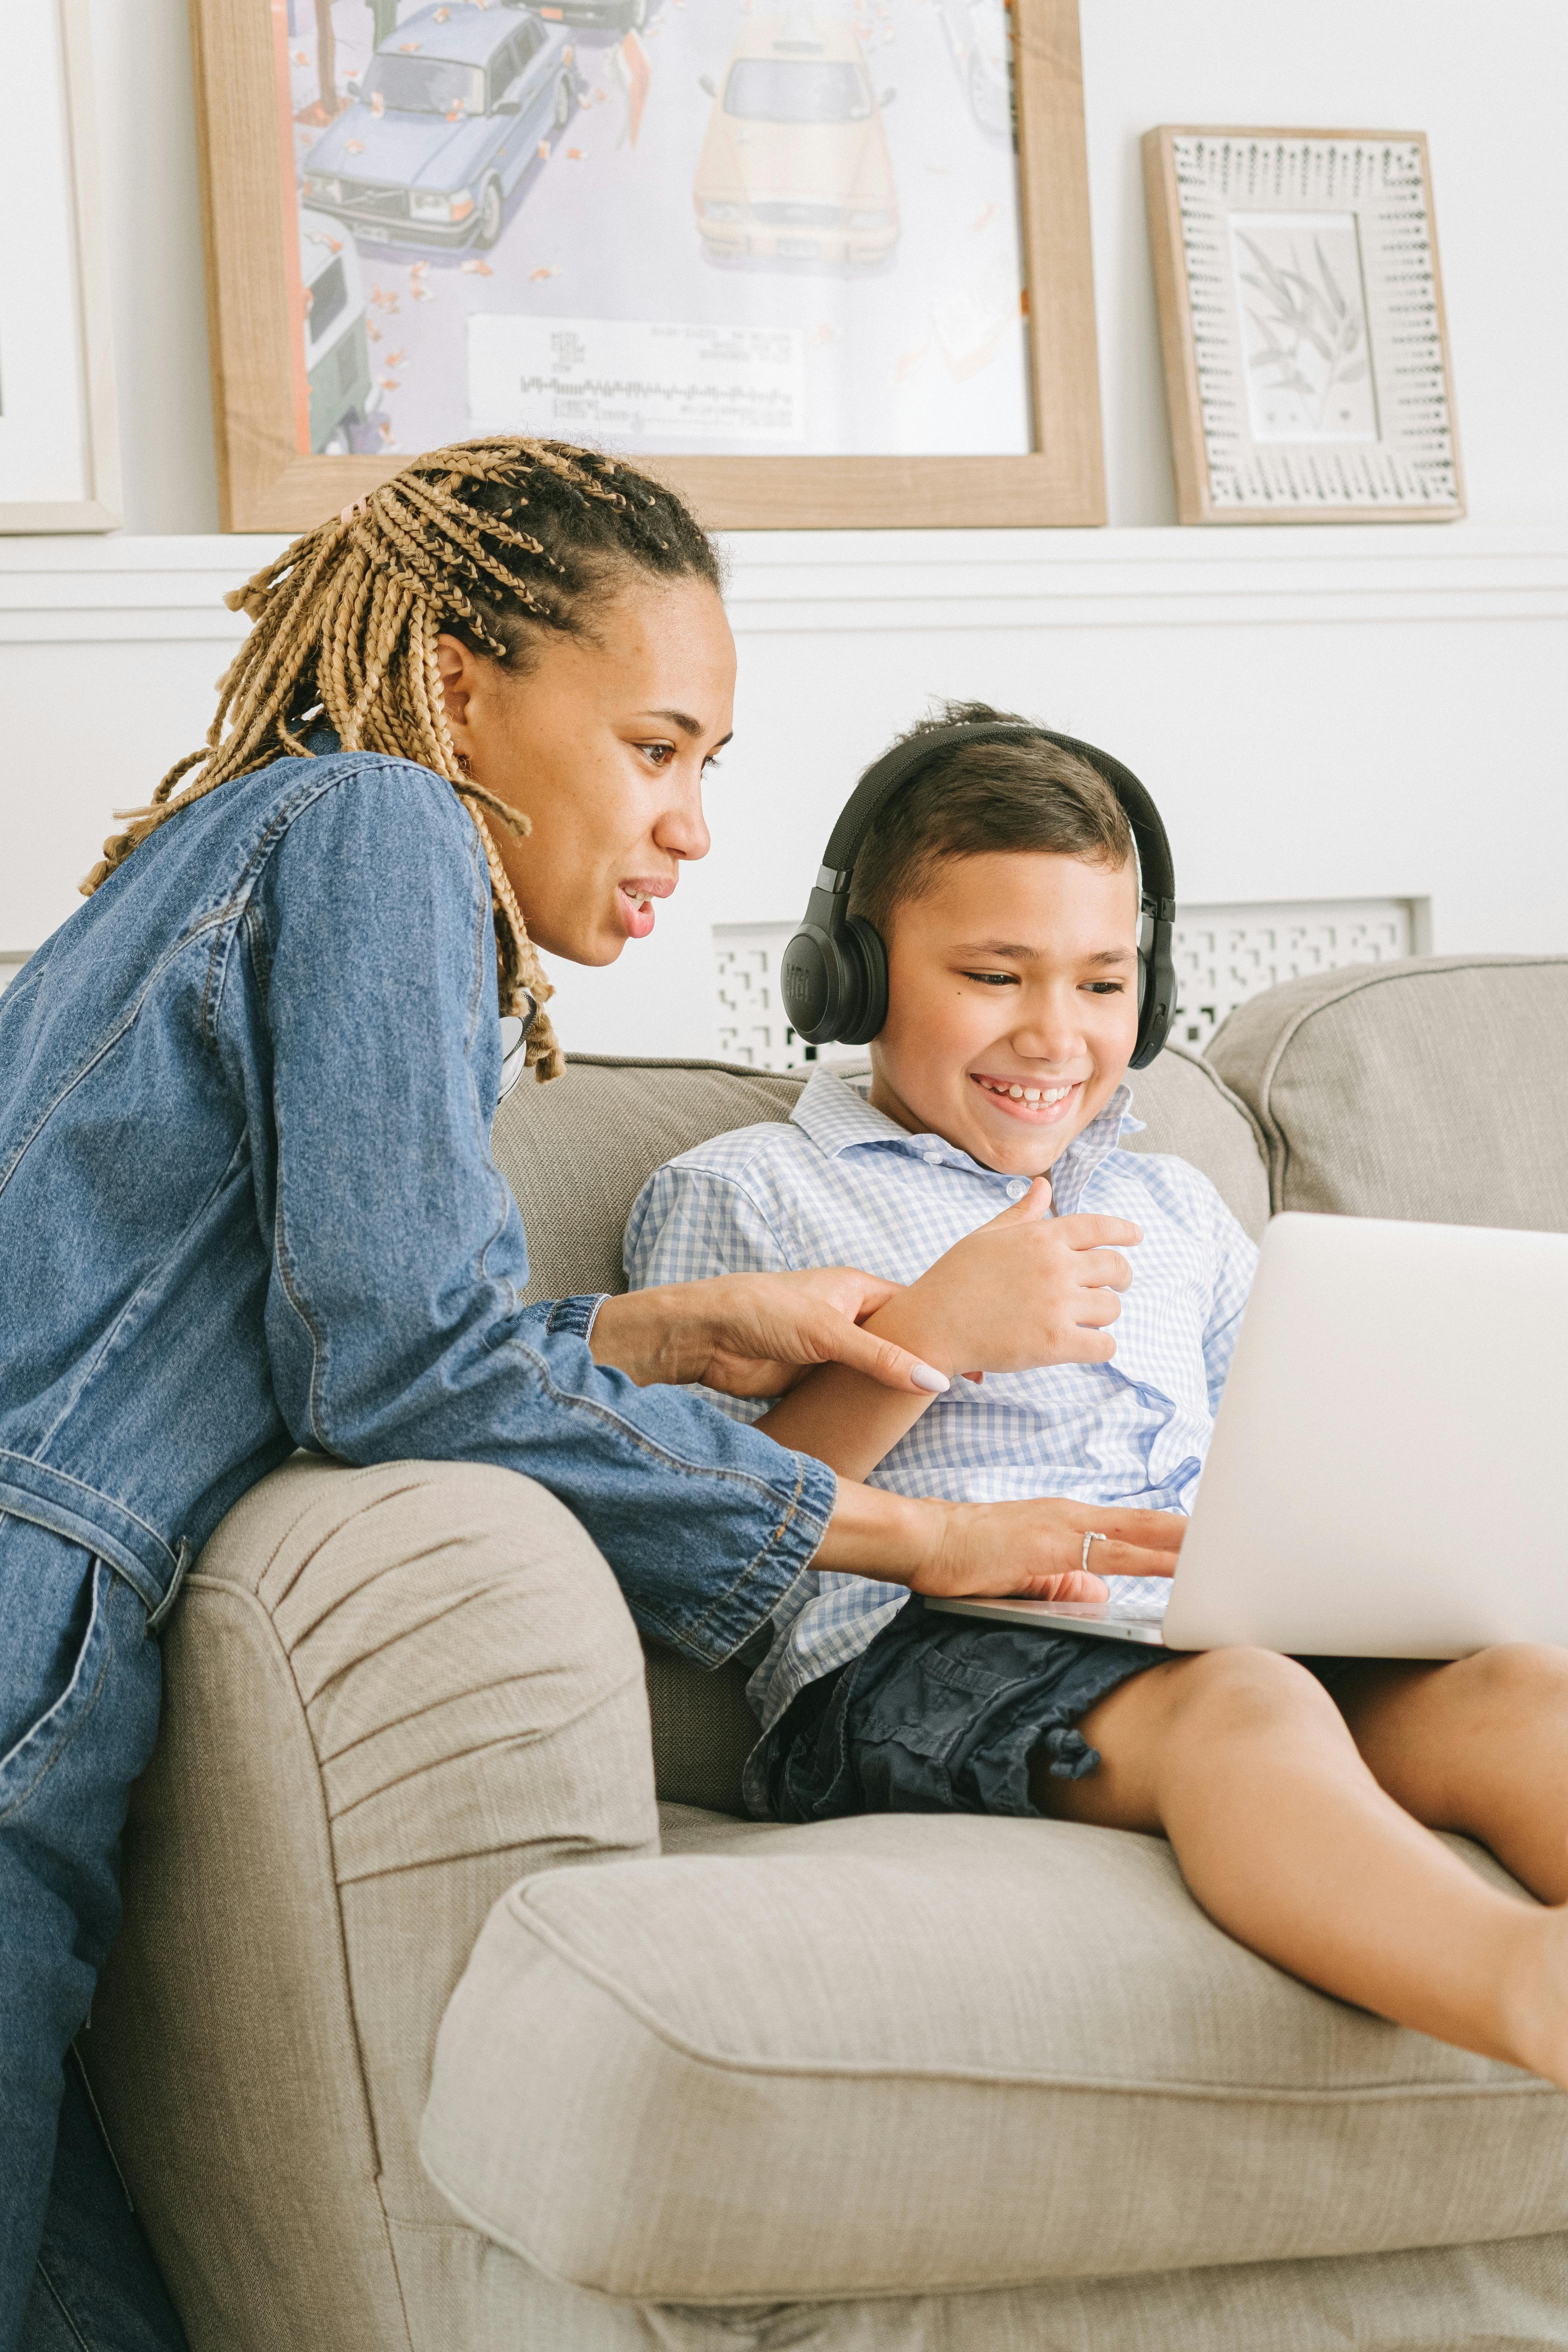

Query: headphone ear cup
[835,915,890,1047]
[1129,918,1176,1069]
[780,923,841,1044]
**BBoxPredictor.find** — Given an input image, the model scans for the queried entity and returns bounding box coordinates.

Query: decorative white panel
[712,926,820,1073]
[714,899,1418,1070]
[1170,899,1416,1054]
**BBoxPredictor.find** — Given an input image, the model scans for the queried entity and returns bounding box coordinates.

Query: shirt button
[923,1150,942,1164]
[1006,1179,1027,1200]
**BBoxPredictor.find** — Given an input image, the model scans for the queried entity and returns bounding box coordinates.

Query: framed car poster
[190,0,1104,530]
[1142,126,1464,524]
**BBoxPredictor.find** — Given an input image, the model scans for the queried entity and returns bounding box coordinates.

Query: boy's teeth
[978,1077,1073,1106]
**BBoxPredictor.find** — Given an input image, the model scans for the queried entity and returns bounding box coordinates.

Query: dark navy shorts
[759,1603,1375,1824]
[759,1599,1169,1824]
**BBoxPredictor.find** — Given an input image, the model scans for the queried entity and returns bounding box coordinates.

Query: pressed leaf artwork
[1228,211,1378,444]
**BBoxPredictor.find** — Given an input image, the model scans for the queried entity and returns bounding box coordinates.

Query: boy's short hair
[846,701,1134,937]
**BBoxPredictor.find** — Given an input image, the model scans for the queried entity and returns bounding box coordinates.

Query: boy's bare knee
[1165,1645,1335,1746]
[1441,1641,1568,1718]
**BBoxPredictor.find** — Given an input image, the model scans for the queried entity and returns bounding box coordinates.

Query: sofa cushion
[492,1045,1268,1310]
[1208,954,1568,1228]
[422,1807,1568,2304]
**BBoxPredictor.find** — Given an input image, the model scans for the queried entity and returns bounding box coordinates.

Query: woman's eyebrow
[641,707,732,749]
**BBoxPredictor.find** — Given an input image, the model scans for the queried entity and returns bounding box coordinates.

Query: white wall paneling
[5,527,1566,1059]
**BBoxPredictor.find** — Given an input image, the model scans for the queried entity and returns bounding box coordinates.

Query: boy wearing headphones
[625,703,1568,2089]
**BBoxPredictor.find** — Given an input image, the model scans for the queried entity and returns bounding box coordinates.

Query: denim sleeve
[250,761,834,1664]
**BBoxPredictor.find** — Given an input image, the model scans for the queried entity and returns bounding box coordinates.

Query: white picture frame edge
[0,0,122,535]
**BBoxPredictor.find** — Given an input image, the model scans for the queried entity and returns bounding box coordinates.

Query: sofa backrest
[1208,954,1568,1228]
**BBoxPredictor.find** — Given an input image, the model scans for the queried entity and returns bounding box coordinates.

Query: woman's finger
[1071,1505,1187,1553]
[818,1312,951,1395]
[807,1267,904,1325]
[847,1274,903,1323]
[1089,1542,1178,1579]
[1039,1569,1110,1603]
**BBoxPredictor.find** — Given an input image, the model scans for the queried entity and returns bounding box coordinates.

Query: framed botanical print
[0,0,121,532]
[190,0,1104,531]
[1143,126,1463,524]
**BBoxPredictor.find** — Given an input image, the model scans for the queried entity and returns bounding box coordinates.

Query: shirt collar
[789,1065,1143,1204]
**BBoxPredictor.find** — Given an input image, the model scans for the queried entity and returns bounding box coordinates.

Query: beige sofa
[84,954,1568,2351]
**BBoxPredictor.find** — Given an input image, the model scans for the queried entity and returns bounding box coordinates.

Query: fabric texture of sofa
[83,955,1568,2350]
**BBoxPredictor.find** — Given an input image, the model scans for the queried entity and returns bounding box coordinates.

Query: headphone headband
[781,720,1178,1068]
[817,721,1174,920]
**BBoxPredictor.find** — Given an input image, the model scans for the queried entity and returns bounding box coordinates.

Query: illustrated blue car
[302,3,575,251]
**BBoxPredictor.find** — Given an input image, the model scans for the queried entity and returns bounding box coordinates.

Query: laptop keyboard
[1102,1576,1173,1620]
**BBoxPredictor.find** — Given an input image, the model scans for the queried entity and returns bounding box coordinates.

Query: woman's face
[435,573,735,965]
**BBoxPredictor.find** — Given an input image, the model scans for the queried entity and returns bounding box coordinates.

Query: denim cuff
[544,1294,607,1343]
[669,1452,838,1670]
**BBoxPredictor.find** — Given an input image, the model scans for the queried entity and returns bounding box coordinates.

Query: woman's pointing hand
[590,1268,951,1399]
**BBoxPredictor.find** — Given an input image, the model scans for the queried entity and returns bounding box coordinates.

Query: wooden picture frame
[190,0,1103,533]
[0,0,121,533]
[1143,126,1463,525]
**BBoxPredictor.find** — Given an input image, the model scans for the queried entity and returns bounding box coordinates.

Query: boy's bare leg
[1030,1647,1568,2084]
[1327,1645,1568,1905]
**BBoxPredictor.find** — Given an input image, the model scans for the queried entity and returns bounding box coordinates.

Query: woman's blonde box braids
[81,436,722,1085]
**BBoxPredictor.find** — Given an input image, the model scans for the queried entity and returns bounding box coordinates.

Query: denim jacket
[0,746,834,1657]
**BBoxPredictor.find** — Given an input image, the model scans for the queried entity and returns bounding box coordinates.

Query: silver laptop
[928,1211,1568,1658]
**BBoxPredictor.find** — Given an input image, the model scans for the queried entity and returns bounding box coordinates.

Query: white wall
[4,2,1566,1061]
[1080,0,1568,530]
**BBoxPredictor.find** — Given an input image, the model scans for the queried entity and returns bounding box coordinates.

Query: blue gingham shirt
[625,1069,1257,1799]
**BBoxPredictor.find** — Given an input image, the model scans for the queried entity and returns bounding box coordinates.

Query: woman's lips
[969,1073,1084,1125]
[616,876,674,941]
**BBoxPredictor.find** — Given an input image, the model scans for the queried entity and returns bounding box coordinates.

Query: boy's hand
[879,1178,1140,1375]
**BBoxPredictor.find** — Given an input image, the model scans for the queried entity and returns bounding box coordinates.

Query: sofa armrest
[84,1455,659,2352]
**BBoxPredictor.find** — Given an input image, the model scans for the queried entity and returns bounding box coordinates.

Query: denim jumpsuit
[0,744,835,2350]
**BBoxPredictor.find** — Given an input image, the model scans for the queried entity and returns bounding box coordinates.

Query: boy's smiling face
[867,849,1142,1177]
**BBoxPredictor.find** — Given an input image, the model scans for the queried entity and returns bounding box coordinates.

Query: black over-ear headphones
[779,722,1176,1069]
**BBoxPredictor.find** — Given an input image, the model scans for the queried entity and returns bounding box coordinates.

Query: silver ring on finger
[1081,1530,1109,1575]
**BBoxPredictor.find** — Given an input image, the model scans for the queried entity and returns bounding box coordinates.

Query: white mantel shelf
[2,526,1567,643]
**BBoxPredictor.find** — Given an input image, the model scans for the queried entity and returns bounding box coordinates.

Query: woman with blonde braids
[0,438,1173,2348]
